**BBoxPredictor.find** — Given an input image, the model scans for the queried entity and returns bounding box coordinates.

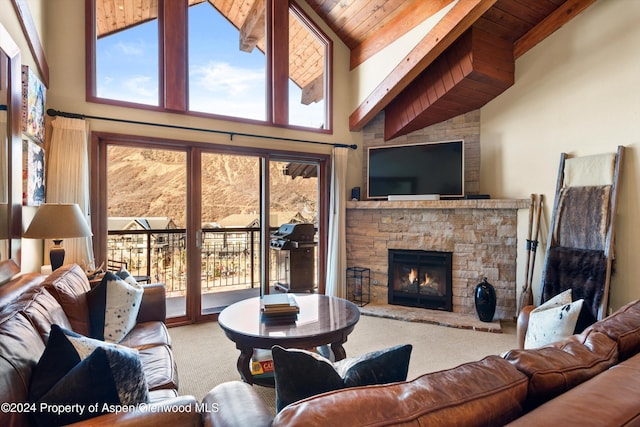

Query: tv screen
[367,140,464,199]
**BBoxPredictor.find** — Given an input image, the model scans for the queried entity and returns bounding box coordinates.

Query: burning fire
[408,268,418,284]
[401,268,441,294]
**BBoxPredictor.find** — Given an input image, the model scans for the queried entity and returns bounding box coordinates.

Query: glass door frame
[91,131,330,326]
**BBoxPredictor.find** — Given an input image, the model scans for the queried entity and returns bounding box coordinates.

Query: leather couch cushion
[506,353,640,426]
[205,381,274,427]
[139,344,179,391]
[15,288,72,340]
[42,264,92,336]
[587,298,640,361]
[273,356,528,427]
[0,273,45,308]
[0,313,46,427]
[503,330,618,410]
[119,321,172,350]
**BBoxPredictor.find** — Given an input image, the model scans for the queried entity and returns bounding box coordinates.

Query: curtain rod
[46,108,357,150]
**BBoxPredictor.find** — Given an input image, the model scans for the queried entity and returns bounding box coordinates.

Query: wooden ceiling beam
[349,0,497,132]
[239,0,266,52]
[301,74,324,105]
[350,0,453,70]
[514,0,596,59]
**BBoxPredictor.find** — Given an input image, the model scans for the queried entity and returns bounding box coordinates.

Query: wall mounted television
[367,140,464,199]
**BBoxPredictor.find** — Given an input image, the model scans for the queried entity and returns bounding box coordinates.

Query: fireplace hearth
[388,249,453,311]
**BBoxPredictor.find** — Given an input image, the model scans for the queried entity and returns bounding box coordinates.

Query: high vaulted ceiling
[95,0,595,139]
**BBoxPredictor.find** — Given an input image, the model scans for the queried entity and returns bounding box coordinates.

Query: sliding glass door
[104,144,188,319]
[94,133,329,324]
[269,159,320,293]
[199,151,262,314]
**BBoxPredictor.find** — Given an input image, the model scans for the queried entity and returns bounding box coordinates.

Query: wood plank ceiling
[95,0,595,139]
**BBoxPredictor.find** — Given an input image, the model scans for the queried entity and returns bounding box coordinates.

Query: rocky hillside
[107,146,318,228]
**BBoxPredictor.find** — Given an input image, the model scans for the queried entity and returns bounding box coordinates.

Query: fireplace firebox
[388,249,453,311]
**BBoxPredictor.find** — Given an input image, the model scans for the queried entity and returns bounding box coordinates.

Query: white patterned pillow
[524,289,584,349]
[87,272,144,343]
[116,267,140,286]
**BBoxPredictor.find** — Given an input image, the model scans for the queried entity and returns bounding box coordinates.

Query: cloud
[124,75,157,98]
[97,74,158,105]
[114,40,146,56]
[191,61,265,96]
[189,61,266,119]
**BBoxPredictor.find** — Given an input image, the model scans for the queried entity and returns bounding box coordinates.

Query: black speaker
[351,187,361,201]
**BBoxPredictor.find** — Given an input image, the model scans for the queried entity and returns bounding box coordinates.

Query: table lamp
[23,203,93,270]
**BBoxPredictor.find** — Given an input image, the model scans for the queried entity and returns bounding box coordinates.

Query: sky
[96,3,324,128]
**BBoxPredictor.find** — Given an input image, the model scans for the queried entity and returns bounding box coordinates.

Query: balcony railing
[107,227,278,296]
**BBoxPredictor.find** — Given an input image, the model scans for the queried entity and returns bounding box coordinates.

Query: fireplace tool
[519,194,543,312]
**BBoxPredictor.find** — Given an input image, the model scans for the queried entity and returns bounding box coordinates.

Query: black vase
[474,278,496,322]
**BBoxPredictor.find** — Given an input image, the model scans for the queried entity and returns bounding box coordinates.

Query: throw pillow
[87,271,144,343]
[115,267,139,286]
[271,344,412,412]
[33,347,148,426]
[29,324,140,402]
[29,325,149,426]
[524,289,584,349]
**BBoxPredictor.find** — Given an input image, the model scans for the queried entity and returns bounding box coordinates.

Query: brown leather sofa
[207,299,640,426]
[0,262,204,426]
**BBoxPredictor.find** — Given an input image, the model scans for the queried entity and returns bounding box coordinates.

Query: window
[89,0,332,131]
[94,1,159,106]
[288,5,327,129]
[188,2,267,120]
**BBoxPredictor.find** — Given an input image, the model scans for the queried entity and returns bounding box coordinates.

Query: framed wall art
[21,65,46,144]
[22,138,45,206]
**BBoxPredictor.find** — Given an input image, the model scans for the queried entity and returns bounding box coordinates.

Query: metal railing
[107,227,277,296]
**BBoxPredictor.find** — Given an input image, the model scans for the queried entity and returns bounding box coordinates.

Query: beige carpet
[169,314,518,415]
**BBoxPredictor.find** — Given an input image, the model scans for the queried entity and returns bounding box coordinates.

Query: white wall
[481,0,640,313]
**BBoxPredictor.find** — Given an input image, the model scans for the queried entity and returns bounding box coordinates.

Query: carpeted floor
[169,314,518,415]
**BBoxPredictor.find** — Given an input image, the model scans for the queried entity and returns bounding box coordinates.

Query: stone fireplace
[345,199,529,319]
[388,249,452,311]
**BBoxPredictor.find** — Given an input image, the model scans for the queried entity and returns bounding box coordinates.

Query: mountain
[107,146,318,228]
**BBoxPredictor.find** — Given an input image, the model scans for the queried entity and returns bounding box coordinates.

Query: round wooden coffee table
[218,294,360,386]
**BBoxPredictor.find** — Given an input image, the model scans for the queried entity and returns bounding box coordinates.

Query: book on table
[261,293,299,318]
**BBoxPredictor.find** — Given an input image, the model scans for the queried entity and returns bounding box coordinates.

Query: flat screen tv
[367,140,464,199]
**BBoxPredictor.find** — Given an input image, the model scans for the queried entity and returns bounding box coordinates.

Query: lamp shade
[23,203,93,239]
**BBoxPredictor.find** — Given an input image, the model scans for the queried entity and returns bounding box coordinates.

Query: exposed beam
[384,27,513,140]
[239,0,266,52]
[349,0,497,132]
[301,74,324,105]
[350,0,453,70]
[514,0,596,59]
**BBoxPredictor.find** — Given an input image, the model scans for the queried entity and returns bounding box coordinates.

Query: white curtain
[46,117,94,269]
[325,146,348,298]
